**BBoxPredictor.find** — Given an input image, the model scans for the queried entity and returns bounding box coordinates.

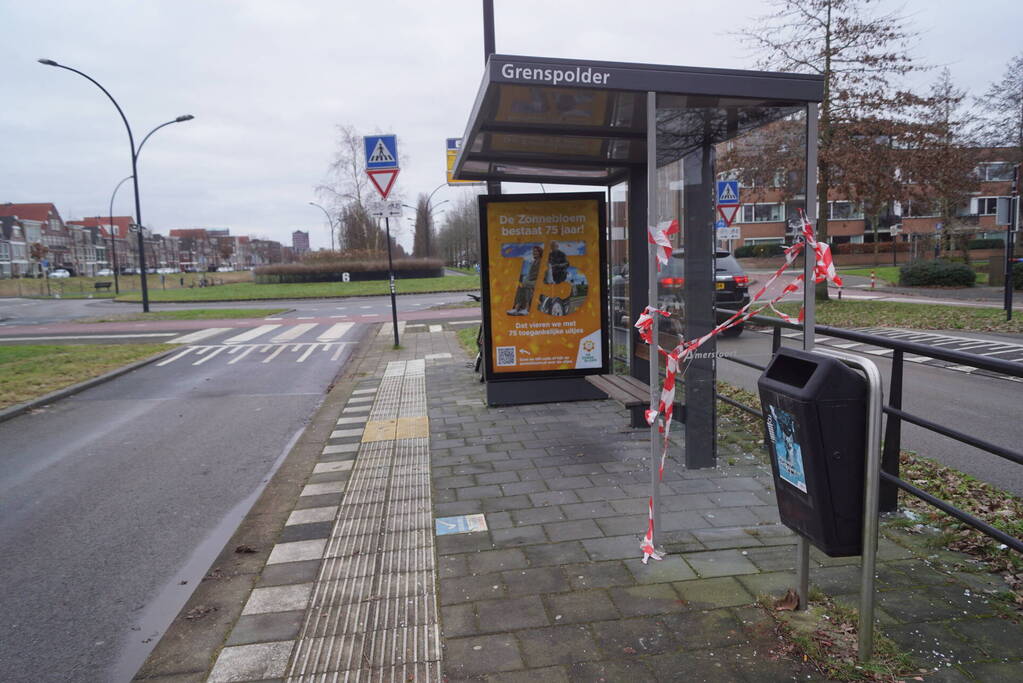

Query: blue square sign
[364,134,399,170]
[716,180,739,206]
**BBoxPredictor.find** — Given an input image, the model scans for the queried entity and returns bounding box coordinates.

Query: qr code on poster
[495,346,516,367]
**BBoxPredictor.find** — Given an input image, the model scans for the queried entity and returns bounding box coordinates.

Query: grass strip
[0,344,170,410]
[769,299,1023,333]
[74,308,288,323]
[456,326,479,357]
[113,275,481,302]
[758,592,918,681]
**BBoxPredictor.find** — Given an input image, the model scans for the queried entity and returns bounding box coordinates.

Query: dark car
[612,249,751,337]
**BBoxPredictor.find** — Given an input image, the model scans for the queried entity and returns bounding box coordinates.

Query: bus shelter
[453,54,823,478]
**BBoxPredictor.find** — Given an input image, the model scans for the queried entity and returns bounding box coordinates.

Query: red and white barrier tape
[636,210,841,563]
[647,219,679,271]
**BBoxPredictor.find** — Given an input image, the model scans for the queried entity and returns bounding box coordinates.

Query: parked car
[216,266,234,272]
[156,267,178,274]
[612,249,751,337]
[96,268,113,276]
[48,269,70,278]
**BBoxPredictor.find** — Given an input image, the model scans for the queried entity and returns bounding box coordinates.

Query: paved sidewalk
[177,325,1021,682]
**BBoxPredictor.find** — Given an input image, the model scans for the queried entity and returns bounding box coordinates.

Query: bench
[585,373,684,428]
[94,281,112,291]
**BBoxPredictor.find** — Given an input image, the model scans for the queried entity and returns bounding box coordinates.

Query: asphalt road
[714,329,1023,497]
[0,320,365,682]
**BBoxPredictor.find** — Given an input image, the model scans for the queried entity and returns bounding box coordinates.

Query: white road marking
[429,324,443,333]
[947,365,977,373]
[298,316,314,320]
[359,305,372,309]
[905,355,930,363]
[223,324,281,345]
[317,322,353,342]
[296,345,318,362]
[863,348,893,356]
[263,346,287,363]
[831,342,860,349]
[228,346,257,364]
[193,346,227,365]
[272,323,316,343]
[156,347,195,366]
[331,344,346,361]
[167,328,231,344]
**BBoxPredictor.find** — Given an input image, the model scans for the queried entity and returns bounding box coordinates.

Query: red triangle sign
[717,205,740,226]
[367,169,400,199]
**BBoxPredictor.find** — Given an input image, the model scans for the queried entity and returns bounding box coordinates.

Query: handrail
[712,307,1022,573]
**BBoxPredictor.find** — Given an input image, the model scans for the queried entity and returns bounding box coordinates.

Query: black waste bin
[757,347,868,557]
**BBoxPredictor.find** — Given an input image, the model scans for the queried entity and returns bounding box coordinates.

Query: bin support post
[794,102,819,611]
[817,349,884,662]
[645,91,662,554]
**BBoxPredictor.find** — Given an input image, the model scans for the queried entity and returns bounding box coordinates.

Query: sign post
[364,134,401,346]
[716,180,741,252]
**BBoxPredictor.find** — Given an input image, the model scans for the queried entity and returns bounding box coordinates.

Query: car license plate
[715,282,725,290]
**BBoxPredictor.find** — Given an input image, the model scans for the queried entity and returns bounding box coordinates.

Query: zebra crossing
[156,341,351,367]
[156,319,479,368]
[766,327,1023,381]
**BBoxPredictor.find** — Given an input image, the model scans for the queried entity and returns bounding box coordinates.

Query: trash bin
[757,347,868,557]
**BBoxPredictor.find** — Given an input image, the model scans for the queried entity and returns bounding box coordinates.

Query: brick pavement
[187,324,1022,682]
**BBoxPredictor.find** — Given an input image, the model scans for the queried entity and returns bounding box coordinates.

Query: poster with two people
[478,193,608,378]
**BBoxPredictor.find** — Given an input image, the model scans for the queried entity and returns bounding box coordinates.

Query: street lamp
[308,202,336,251]
[106,119,193,294]
[38,58,193,312]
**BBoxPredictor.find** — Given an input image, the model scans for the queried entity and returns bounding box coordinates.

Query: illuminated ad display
[479,193,608,379]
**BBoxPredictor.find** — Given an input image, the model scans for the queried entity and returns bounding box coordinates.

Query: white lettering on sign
[500,63,611,86]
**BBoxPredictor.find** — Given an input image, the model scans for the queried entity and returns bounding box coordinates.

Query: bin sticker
[767,405,807,493]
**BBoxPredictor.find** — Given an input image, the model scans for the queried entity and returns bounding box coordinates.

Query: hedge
[967,238,1005,250]
[899,260,976,287]
[734,243,786,258]
[254,259,443,284]
[1014,261,1023,290]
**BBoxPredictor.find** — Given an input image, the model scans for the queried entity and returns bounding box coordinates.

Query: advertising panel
[479,193,608,379]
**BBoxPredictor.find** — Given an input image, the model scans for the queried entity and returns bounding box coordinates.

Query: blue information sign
[364,134,399,170]
[716,180,739,206]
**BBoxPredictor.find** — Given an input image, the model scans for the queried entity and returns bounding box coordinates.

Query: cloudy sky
[2,1,1019,250]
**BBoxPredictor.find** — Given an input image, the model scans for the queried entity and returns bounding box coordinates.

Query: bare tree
[436,192,480,267]
[738,0,923,296]
[978,52,1023,157]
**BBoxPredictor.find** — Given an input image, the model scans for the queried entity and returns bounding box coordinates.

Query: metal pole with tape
[646,91,662,558]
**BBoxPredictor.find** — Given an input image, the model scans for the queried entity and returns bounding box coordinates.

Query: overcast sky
[2,1,1019,250]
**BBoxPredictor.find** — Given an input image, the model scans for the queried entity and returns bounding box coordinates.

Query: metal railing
[714,309,1023,556]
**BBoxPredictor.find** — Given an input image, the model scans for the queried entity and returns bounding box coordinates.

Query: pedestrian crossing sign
[364,134,399,170]
[716,180,739,206]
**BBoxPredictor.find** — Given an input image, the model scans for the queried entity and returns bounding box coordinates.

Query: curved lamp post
[106,120,192,294]
[38,58,193,312]
[308,202,336,252]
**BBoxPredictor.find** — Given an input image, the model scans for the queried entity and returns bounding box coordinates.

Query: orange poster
[480,194,607,377]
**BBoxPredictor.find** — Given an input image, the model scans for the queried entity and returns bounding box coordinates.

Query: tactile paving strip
[286,361,440,683]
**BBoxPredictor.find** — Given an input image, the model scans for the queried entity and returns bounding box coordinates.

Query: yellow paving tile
[396,416,430,439]
[361,419,397,442]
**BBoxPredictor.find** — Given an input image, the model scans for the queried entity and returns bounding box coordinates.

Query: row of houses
[719,157,1019,250]
[0,203,295,278]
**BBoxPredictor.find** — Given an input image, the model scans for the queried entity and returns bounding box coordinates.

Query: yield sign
[366,169,399,199]
[717,205,740,227]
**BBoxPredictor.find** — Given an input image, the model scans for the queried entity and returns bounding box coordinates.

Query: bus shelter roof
[453,55,824,186]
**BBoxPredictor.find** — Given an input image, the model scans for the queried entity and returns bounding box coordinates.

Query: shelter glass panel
[653,96,809,467]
